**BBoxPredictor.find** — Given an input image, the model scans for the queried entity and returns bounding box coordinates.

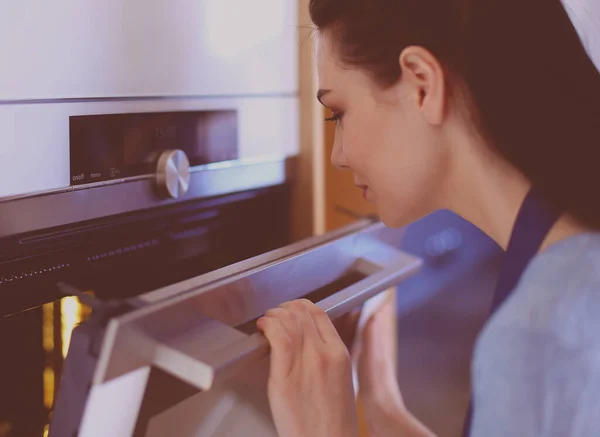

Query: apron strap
[461,187,564,437]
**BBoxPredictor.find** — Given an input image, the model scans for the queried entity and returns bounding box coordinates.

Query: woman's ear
[399,46,447,126]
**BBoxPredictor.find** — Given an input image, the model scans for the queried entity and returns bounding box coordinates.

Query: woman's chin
[378,206,428,229]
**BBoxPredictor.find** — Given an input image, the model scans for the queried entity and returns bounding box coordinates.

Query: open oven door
[49,218,422,437]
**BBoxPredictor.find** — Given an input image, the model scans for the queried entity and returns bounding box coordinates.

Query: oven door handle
[141,241,422,391]
[214,257,418,387]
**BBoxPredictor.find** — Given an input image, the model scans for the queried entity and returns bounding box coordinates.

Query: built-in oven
[0,103,422,437]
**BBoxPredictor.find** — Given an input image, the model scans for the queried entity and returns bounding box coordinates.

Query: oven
[0,170,421,437]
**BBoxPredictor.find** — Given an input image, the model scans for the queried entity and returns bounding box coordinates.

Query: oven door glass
[49,219,421,437]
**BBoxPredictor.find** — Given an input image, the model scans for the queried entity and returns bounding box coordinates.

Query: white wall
[0,0,298,99]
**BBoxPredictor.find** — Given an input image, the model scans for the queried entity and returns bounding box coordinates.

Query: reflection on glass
[42,303,56,414]
[42,303,54,352]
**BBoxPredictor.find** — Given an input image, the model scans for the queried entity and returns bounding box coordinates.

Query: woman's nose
[330,134,349,169]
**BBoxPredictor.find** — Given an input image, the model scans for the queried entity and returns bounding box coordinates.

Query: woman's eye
[324,112,344,125]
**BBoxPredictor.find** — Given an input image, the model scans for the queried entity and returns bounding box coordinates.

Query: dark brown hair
[310,0,600,228]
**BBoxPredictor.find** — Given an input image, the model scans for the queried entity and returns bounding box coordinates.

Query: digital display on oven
[69,110,238,185]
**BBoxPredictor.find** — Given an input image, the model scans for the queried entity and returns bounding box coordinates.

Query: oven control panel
[69,110,238,186]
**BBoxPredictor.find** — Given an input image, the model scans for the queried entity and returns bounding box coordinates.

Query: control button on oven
[156,149,191,199]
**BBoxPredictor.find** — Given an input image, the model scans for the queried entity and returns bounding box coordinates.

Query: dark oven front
[0,185,291,437]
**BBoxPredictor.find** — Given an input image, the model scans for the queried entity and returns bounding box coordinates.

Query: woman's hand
[257,299,359,437]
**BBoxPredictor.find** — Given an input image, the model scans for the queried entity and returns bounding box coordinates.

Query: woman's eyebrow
[316,89,332,106]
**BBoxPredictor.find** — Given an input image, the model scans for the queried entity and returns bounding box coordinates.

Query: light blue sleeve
[469,233,600,436]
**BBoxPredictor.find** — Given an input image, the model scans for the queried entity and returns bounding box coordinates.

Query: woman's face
[316,33,453,227]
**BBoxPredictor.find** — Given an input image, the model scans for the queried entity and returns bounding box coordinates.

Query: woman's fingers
[278,298,350,347]
[257,299,354,381]
[264,307,301,346]
[257,315,295,380]
[280,300,323,343]
[302,299,345,345]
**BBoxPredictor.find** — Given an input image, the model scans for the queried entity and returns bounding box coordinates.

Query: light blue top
[471,232,600,437]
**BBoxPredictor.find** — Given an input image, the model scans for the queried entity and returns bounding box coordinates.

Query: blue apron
[462,187,564,436]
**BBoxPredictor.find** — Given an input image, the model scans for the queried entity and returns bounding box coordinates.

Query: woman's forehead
[316,34,349,84]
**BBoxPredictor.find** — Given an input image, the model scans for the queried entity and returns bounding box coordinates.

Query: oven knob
[156,150,191,199]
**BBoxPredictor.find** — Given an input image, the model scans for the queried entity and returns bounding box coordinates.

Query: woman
[257,0,600,436]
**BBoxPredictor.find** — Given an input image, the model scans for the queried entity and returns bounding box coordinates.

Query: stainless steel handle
[141,239,419,391]
[206,250,421,388]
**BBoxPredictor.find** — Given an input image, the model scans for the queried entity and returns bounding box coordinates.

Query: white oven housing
[0,0,300,198]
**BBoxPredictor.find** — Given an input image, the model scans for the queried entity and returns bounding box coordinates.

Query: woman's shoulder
[471,233,600,436]
[484,231,600,349]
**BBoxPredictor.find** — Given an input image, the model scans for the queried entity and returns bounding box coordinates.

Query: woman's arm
[356,299,437,437]
[360,396,436,437]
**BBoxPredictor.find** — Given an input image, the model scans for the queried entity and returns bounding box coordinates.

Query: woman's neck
[540,214,586,253]
[445,140,589,252]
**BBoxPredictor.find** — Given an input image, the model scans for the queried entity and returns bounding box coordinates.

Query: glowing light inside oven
[42,295,93,420]
[42,303,55,411]
[61,296,85,359]
[43,366,55,410]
